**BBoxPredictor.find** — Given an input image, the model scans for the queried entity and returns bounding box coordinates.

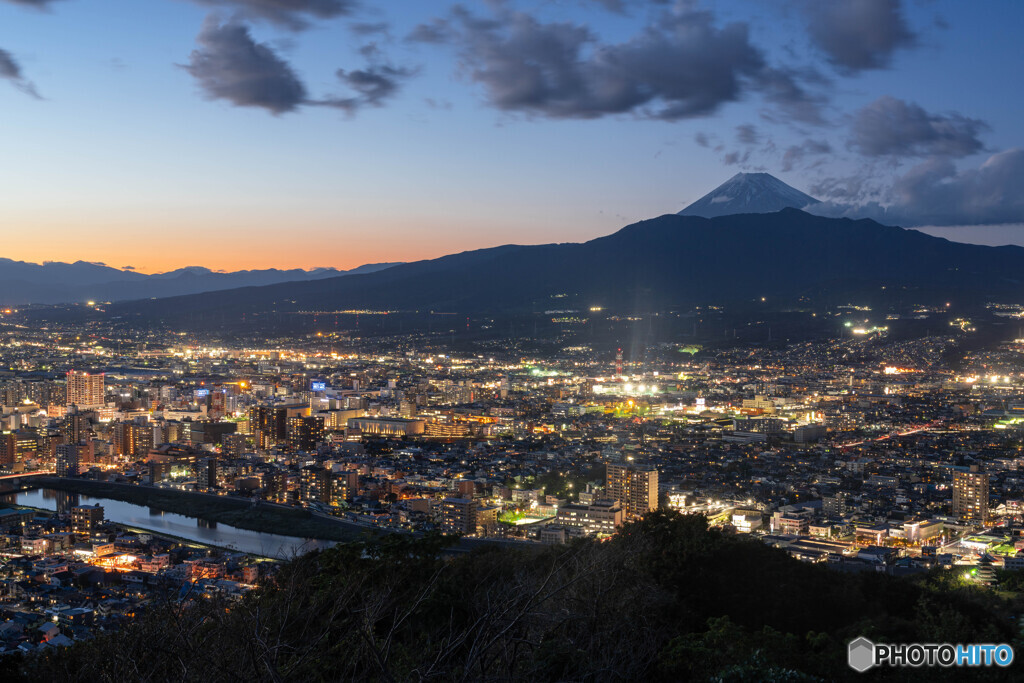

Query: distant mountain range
[105,207,1024,329]
[678,172,820,218]
[0,260,402,305]
[23,173,1024,336]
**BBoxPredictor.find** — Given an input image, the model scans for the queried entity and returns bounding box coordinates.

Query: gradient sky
[1,0,1021,273]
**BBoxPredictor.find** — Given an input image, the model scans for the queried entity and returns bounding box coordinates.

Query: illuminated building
[606,463,658,519]
[347,417,426,437]
[149,460,171,484]
[953,466,989,524]
[287,416,324,452]
[248,406,273,440]
[424,422,471,438]
[332,470,359,503]
[208,389,227,419]
[793,424,827,443]
[440,498,477,535]
[63,411,94,447]
[300,465,331,504]
[247,404,306,445]
[263,470,288,501]
[1,430,37,466]
[66,370,105,408]
[56,443,80,476]
[71,504,104,537]
[188,421,237,445]
[112,422,146,457]
[554,500,623,537]
[197,457,219,490]
[822,493,848,517]
[476,506,499,536]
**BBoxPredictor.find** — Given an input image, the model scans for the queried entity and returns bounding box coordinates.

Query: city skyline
[1,0,1022,272]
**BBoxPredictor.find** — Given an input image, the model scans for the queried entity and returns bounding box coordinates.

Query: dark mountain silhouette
[105,209,1024,327]
[0,260,401,305]
[679,172,819,218]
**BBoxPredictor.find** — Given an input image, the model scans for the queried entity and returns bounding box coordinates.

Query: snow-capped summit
[678,172,820,218]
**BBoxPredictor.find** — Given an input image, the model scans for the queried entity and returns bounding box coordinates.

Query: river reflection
[4,488,335,558]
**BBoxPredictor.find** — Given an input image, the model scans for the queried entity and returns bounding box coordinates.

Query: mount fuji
[679,172,820,218]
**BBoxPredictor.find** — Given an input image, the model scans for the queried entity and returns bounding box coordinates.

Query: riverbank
[0,498,276,557]
[32,477,376,544]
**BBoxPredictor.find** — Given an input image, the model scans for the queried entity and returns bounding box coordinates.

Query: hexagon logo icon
[848,637,875,672]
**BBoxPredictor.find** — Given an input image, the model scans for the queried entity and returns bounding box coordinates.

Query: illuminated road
[839,422,941,448]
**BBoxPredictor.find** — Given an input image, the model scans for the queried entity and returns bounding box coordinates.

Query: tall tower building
[300,465,330,504]
[287,415,324,452]
[953,466,989,524]
[112,421,145,457]
[606,463,659,519]
[56,443,80,477]
[66,370,105,407]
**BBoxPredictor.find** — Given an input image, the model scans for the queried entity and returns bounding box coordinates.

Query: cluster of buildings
[0,317,1022,636]
[0,495,263,656]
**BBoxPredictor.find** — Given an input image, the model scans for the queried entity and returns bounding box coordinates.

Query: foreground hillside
[8,512,1020,681]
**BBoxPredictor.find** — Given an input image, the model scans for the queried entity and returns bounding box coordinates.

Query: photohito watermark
[848,637,1014,672]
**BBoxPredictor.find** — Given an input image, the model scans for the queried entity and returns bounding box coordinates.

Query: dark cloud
[589,0,626,12]
[349,22,389,37]
[804,0,916,73]
[190,0,357,30]
[587,0,671,12]
[723,149,751,166]
[735,124,759,145]
[318,43,416,113]
[756,66,828,125]
[808,149,1024,226]
[0,48,40,98]
[781,138,831,171]
[333,63,415,108]
[0,49,24,80]
[405,19,454,44]
[850,96,988,158]
[1,0,63,7]
[694,132,710,147]
[184,18,415,116]
[444,4,769,120]
[183,17,308,114]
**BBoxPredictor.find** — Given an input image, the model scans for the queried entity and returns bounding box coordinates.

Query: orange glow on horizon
[0,199,614,273]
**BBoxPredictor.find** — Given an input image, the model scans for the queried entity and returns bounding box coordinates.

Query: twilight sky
[1,0,1022,273]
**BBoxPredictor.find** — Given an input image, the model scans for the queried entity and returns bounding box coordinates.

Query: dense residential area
[0,317,1023,665]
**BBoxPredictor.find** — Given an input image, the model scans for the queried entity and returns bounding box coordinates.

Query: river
[4,488,336,558]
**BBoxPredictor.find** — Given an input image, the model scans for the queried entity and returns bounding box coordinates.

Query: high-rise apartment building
[63,411,94,447]
[300,465,331,504]
[263,470,288,502]
[66,371,105,407]
[288,416,324,452]
[332,470,359,504]
[440,498,478,535]
[953,466,989,524]
[56,443,80,477]
[606,463,659,519]
[112,421,146,457]
[197,457,219,490]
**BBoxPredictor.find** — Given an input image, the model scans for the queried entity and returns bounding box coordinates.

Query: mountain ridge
[0,260,403,305]
[97,208,1024,329]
